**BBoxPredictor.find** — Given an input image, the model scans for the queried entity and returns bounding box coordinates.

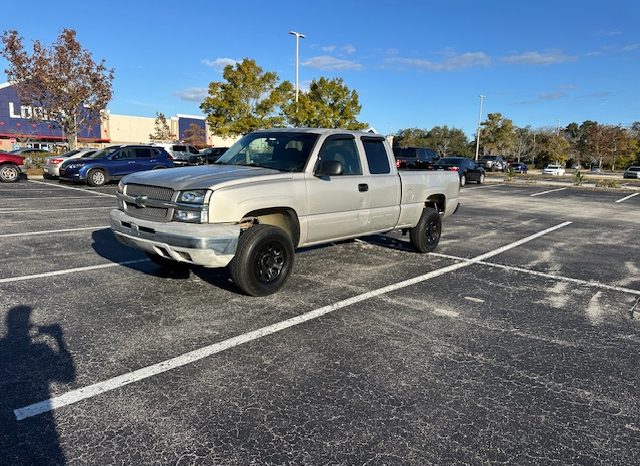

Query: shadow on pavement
[0,305,76,465]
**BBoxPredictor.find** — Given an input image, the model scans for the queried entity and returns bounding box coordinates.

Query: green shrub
[574,170,584,186]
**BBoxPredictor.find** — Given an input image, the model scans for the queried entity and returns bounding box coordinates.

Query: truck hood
[121,164,290,190]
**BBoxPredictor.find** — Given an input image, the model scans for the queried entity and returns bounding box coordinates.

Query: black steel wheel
[229,224,294,296]
[409,207,442,253]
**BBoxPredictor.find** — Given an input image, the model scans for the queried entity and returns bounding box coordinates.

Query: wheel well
[426,194,445,214]
[241,208,300,247]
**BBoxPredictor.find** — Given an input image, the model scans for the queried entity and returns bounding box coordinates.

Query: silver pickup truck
[110,128,460,295]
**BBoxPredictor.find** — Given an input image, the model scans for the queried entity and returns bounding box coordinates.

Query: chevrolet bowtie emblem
[134,195,148,208]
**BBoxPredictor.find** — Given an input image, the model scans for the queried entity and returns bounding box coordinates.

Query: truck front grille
[123,184,175,221]
[125,184,174,201]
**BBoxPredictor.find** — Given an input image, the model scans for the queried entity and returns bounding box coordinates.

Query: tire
[0,164,20,183]
[87,168,106,187]
[229,224,295,296]
[409,207,442,253]
[459,174,466,187]
[477,173,485,185]
[145,252,190,272]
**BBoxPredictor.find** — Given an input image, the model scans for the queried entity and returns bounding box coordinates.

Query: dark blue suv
[59,145,174,186]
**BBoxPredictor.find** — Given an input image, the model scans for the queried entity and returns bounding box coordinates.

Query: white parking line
[530,187,567,197]
[0,259,148,284]
[28,179,116,198]
[615,192,639,203]
[0,226,109,238]
[431,253,640,296]
[0,207,112,214]
[13,221,571,420]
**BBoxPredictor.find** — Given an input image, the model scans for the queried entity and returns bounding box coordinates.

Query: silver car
[43,148,97,178]
[623,166,640,179]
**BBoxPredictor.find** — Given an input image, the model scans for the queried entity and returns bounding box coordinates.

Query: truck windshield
[216,132,319,172]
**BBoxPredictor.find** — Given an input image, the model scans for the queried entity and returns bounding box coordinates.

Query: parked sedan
[43,148,97,178]
[623,166,640,179]
[510,162,528,173]
[433,157,485,186]
[542,164,566,176]
[59,145,173,186]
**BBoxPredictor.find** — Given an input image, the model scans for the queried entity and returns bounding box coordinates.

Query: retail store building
[0,82,236,151]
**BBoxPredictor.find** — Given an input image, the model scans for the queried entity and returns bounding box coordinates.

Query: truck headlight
[178,190,207,204]
[173,209,208,223]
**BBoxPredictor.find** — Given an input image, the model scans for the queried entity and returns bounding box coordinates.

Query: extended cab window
[318,138,362,175]
[362,138,390,174]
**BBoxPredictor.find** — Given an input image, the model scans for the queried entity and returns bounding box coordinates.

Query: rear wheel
[477,173,485,185]
[0,164,19,183]
[229,224,294,296]
[459,174,466,187]
[87,168,106,187]
[409,207,442,253]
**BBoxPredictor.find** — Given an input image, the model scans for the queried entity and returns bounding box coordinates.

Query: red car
[0,152,27,182]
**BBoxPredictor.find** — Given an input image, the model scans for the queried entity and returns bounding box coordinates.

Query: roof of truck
[256,128,383,137]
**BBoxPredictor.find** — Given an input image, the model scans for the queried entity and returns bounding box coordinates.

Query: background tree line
[395,113,640,169]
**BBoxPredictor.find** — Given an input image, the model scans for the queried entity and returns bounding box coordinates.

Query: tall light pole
[289,30,306,111]
[474,94,485,162]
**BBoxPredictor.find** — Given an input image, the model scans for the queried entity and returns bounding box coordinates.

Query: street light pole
[289,30,306,111]
[474,95,485,162]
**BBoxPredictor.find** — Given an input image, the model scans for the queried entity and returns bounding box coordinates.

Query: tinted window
[362,138,390,174]
[135,148,152,158]
[393,148,417,159]
[172,145,187,152]
[111,148,135,160]
[318,138,362,175]
[188,146,199,154]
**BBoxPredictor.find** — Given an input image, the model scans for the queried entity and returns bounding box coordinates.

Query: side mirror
[315,160,343,177]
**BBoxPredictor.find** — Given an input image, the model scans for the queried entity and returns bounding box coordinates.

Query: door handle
[358,183,368,192]
[128,161,135,164]
[149,159,156,163]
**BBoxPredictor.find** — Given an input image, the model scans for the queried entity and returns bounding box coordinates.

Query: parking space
[1,180,639,464]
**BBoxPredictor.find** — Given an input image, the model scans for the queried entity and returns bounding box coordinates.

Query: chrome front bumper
[109,209,240,268]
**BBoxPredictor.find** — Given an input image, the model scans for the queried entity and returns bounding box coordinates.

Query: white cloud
[539,91,568,101]
[342,44,356,54]
[302,55,363,71]
[595,29,623,37]
[502,51,577,66]
[621,43,640,52]
[321,45,337,52]
[173,87,208,102]
[201,57,238,70]
[385,51,491,71]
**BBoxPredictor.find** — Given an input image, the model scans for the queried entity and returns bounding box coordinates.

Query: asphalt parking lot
[1,178,639,465]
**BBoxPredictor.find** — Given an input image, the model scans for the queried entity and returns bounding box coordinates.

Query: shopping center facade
[0,82,236,152]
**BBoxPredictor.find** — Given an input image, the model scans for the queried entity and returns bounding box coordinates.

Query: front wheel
[229,224,294,296]
[477,173,485,185]
[0,164,20,183]
[459,174,466,187]
[409,207,442,253]
[87,168,106,187]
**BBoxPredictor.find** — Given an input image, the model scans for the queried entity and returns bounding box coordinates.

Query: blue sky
[1,0,638,137]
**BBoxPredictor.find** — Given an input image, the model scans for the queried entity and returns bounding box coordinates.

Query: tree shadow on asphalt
[0,305,76,465]
[90,228,238,292]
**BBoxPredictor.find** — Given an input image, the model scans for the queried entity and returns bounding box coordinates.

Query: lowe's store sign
[0,83,104,142]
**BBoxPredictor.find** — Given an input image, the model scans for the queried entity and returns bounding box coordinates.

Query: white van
[151,143,201,166]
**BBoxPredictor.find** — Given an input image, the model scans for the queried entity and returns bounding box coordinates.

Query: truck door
[305,134,371,243]
[360,136,401,231]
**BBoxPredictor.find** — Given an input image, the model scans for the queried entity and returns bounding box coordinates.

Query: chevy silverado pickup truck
[110,128,460,296]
